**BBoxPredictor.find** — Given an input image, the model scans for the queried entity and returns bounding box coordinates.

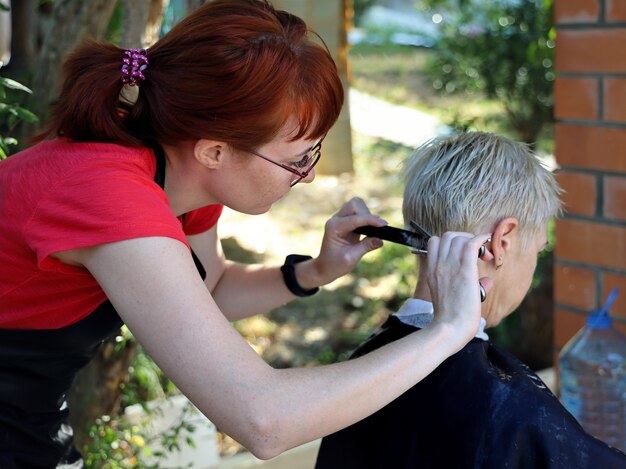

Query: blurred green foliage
[84,327,189,468]
[424,0,555,146]
[83,405,198,469]
[352,0,379,25]
[0,77,39,158]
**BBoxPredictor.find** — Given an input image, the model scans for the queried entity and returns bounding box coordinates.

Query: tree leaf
[14,107,39,123]
[0,77,33,94]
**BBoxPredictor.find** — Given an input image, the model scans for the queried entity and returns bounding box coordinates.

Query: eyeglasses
[247,137,324,187]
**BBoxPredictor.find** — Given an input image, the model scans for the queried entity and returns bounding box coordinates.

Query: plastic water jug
[559,289,626,452]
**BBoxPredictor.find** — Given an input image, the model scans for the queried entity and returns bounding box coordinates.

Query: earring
[496,256,503,270]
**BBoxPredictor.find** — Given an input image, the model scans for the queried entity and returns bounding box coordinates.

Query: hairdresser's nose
[301,168,316,184]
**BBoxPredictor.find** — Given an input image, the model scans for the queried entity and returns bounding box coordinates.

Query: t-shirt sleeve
[24,157,188,270]
[181,204,224,235]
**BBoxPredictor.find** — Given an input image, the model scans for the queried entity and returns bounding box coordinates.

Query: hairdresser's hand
[426,232,493,345]
[299,197,386,288]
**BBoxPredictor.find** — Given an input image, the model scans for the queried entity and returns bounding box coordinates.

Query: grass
[348,43,554,154]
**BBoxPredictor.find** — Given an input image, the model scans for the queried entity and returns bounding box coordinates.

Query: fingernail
[373,238,383,248]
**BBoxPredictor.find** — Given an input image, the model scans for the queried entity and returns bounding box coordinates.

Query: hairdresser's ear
[194,139,227,169]
[489,217,519,268]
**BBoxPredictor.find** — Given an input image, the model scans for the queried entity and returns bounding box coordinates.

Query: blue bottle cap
[586,288,619,329]
[586,311,612,329]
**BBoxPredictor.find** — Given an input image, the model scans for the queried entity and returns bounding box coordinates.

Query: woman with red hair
[0,1,490,466]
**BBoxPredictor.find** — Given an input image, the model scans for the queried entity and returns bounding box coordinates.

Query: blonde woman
[317,132,626,468]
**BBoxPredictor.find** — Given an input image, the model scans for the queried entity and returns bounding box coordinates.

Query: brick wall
[554,0,626,362]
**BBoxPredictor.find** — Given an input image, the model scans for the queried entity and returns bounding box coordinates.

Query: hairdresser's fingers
[432,231,474,266]
[459,233,493,302]
[334,196,371,217]
[447,232,475,263]
[313,205,387,284]
[426,232,494,340]
[458,233,493,267]
[326,197,387,242]
[427,233,475,293]
[326,213,387,239]
[479,242,494,262]
[479,276,493,296]
[426,235,441,280]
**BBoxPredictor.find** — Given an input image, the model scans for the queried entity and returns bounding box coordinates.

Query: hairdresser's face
[483,227,548,327]
[222,128,318,215]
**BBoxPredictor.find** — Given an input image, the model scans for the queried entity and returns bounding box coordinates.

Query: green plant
[352,0,379,26]
[83,327,193,468]
[0,77,39,158]
[120,347,178,409]
[425,0,555,146]
[83,403,198,469]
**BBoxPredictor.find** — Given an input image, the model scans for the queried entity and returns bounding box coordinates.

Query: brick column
[553,0,626,364]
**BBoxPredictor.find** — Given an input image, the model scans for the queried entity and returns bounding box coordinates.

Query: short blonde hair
[402,132,562,245]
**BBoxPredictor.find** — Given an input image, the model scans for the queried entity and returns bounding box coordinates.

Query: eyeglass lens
[291,142,322,186]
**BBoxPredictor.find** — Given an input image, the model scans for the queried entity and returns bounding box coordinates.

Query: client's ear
[490,217,519,270]
[194,139,228,169]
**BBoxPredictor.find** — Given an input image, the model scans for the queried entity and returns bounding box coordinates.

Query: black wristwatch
[280,254,320,297]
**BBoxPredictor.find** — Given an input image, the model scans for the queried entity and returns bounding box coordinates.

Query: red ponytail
[41,0,344,151]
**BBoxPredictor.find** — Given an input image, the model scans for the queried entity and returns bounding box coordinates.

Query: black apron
[316,315,626,469]
[0,146,206,468]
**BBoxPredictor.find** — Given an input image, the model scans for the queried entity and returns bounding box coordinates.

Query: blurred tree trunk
[272,0,354,175]
[144,0,169,46]
[4,0,36,80]
[121,0,169,49]
[185,0,205,12]
[26,0,117,135]
[68,338,140,451]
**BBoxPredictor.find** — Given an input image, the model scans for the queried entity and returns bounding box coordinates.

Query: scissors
[353,220,489,302]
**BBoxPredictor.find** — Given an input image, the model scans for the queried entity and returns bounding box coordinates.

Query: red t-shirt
[0,139,223,329]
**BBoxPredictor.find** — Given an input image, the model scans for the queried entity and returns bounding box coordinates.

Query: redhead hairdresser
[0,1,490,466]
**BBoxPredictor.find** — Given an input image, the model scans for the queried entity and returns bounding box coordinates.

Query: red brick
[607,0,626,22]
[615,321,626,337]
[554,77,598,120]
[555,124,626,172]
[604,175,626,221]
[554,351,561,392]
[554,308,587,348]
[555,171,596,216]
[555,218,626,270]
[554,264,596,309]
[604,77,626,123]
[601,272,626,320]
[556,29,626,73]
[555,0,600,23]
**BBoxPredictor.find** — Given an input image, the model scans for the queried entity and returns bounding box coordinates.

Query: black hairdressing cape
[316,315,626,469]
